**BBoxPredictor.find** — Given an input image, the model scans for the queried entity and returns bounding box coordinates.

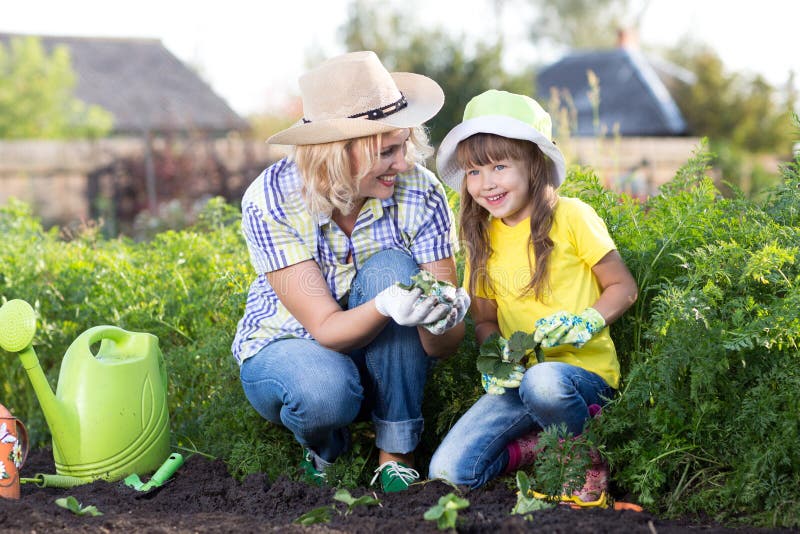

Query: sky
[3,0,798,117]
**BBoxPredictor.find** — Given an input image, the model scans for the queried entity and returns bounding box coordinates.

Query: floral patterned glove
[533,308,605,349]
[481,364,526,395]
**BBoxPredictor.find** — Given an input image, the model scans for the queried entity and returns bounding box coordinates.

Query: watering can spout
[0,299,71,449]
[18,346,72,444]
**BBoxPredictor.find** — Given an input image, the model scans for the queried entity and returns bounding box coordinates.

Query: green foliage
[0,36,113,139]
[530,424,593,501]
[423,492,469,531]
[340,0,532,146]
[476,331,542,380]
[3,140,800,527]
[55,496,103,516]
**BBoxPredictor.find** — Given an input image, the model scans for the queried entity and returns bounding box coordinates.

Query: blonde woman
[232,52,467,492]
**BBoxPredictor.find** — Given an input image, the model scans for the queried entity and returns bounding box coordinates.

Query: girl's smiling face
[464,158,532,226]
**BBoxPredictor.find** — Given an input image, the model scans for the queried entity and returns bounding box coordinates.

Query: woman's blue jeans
[240,249,430,466]
[428,362,614,488]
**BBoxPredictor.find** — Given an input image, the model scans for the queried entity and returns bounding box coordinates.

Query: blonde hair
[457,133,559,300]
[292,126,433,218]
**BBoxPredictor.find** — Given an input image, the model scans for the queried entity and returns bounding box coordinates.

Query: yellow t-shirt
[465,196,620,388]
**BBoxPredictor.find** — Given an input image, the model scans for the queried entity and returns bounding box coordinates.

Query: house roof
[0,33,249,135]
[537,48,688,137]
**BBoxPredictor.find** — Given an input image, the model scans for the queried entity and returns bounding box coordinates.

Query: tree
[340,0,533,147]
[0,36,113,139]
[525,0,635,49]
[665,43,795,154]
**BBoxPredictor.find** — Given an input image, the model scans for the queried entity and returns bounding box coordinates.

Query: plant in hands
[397,270,469,334]
[477,331,544,395]
[423,492,469,531]
[533,308,605,348]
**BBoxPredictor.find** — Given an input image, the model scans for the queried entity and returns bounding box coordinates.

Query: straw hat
[436,90,566,191]
[268,51,445,145]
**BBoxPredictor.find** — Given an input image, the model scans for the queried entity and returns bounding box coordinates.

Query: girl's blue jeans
[428,362,614,489]
[239,249,430,466]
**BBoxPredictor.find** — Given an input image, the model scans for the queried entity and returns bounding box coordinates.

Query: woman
[231,51,467,493]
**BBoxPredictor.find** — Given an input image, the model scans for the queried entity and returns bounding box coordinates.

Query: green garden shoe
[299,449,327,487]
[370,461,419,493]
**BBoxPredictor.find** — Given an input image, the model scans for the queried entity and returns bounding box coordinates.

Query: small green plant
[293,489,380,525]
[512,471,554,516]
[477,331,544,380]
[293,505,333,526]
[423,492,469,531]
[55,496,103,516]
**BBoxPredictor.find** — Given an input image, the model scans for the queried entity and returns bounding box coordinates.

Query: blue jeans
[240,249,430,466]
[428,362,614,488]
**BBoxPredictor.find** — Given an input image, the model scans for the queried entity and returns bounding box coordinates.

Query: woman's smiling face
[352,129,411,201]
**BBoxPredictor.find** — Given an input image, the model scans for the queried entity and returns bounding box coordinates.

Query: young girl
[428,90,637,504]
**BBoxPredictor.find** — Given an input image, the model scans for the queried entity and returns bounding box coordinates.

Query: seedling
[511,471,553,516]
[55,496,103,517]
[333,489,380,515]
[397,270,460,332]
[476,331,544,380]
[423,492,469,531]
[293,489,380,525]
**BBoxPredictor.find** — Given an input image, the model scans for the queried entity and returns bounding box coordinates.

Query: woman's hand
[423,287,470,335]
[374,284,451,326]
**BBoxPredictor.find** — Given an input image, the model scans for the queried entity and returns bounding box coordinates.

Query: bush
[1,143,798,527]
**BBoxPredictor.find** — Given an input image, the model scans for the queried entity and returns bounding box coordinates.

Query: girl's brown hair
[292,126,433,218]
[457,133,559,300]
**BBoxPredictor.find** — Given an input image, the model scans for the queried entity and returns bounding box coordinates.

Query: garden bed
[0,448,782,533]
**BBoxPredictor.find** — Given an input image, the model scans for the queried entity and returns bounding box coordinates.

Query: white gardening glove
[423,287,470,335]
[374,284,451,327]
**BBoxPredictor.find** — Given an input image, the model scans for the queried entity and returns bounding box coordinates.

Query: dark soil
[0,449,789,533]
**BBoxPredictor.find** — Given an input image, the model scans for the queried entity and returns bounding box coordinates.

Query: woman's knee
[356,249,418,296]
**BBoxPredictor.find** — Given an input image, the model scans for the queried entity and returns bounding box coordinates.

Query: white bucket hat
[268,51,444,145]
[436,89,566,191]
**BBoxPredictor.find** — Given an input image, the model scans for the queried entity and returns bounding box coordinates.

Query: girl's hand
[533,308,605,348]
[375,284,451,326]
[481,364,526,395]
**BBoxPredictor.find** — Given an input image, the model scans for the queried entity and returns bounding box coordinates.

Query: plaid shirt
[232,158,456,364]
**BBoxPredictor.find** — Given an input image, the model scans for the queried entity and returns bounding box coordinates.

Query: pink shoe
[571,448,608,504]
[504,431,543,473]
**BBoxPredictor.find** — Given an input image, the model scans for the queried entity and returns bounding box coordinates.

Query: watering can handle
[80,325,132,356]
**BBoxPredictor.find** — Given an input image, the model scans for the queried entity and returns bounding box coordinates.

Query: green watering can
[0,299,170,482]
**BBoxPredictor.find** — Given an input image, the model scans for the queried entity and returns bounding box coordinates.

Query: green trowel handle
[149,453,184,486]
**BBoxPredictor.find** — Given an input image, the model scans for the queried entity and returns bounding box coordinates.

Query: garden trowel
[123,452,184,497]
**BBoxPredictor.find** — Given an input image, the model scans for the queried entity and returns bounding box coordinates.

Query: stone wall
[0,136,285,228]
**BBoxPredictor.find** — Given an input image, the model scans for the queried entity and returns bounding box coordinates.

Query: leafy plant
[398,270,457,302]
[512,471,554,516]
[293,489,380,525]
[423,493,469,531]
[293,505,332,526]
[531,424,592,502]
[476,331,543,380]
[55,496,103,517]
